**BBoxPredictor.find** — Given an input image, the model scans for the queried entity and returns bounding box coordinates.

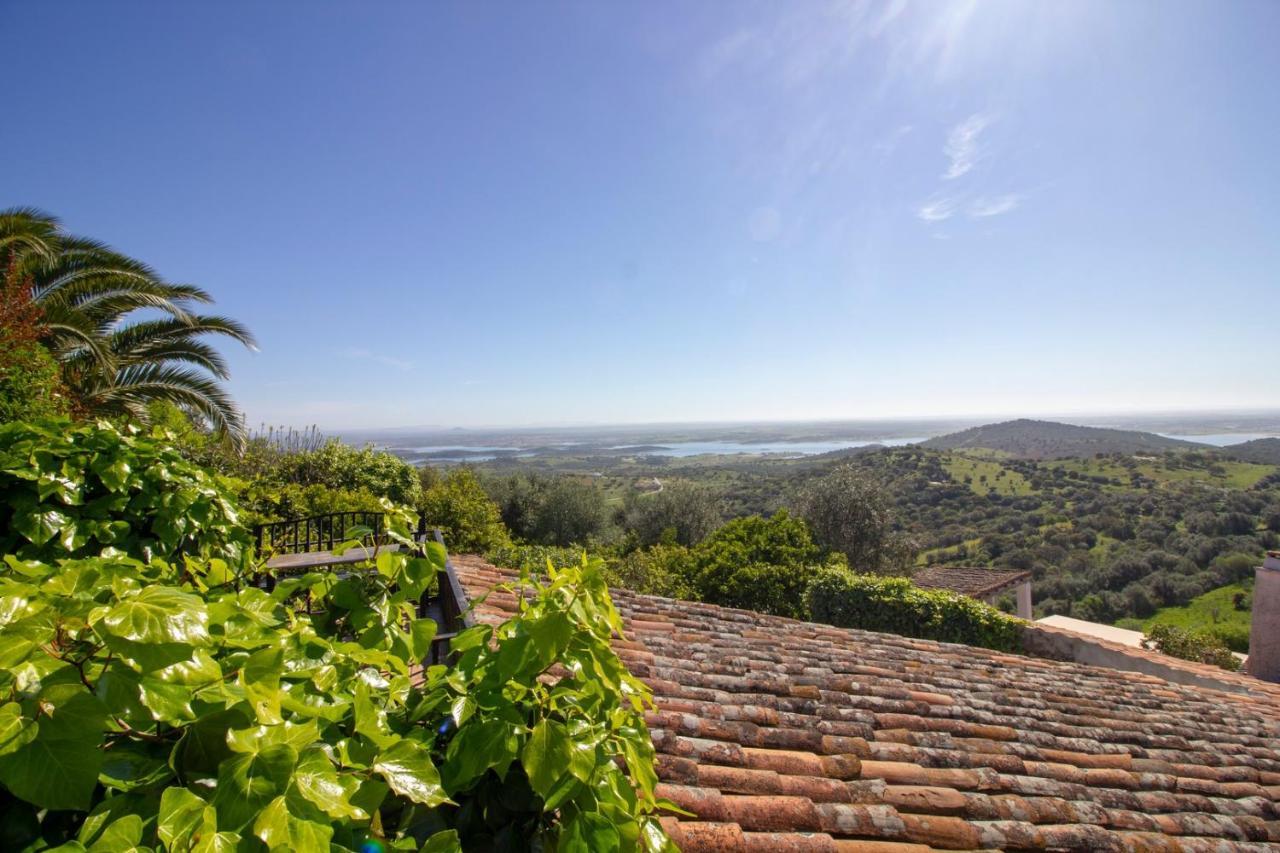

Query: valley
[381,416,1280,647]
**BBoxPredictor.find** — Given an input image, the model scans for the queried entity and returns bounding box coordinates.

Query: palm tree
[1,207,256,442]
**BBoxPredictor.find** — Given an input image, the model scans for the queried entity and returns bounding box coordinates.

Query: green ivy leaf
[85,813,143,853]
[0,730,104,811]
[240,644,284,725]
[14,508,67,547]
[522,718,573,799]
[406,617,438,661]
[7,683,106,802]
[98,738,174,792]
[419,829,462,853]
[171,708,250,781]
[253,795,334,851]
[193,831,240,853]
[75,793,152,849]
[158,787,211,850]
[443,718,519,791]
[449,624,492,654]
[559,812,620,853]
[96,587,210,646]
[137,675,196,722]
[449,694,475,728]
[372,738,448,807]
[212,743,298,831]
[0,702,36,756]
[292,749,367,820]
[91,454,132,492]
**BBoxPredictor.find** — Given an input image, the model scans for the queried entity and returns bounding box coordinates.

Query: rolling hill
[920,418,1207,459]
[1222,437,1280,465]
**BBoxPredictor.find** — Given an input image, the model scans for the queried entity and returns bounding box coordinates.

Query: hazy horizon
[331,407,1280,438]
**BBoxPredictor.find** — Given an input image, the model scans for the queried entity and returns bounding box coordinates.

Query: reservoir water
[1158,433,1280,447]
[609,437,928,457]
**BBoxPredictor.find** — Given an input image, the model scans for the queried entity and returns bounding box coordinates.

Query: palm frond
[82,363,247,448]
[2,208,254,440]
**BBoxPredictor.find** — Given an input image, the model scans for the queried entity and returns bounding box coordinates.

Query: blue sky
[4,1,1278,429]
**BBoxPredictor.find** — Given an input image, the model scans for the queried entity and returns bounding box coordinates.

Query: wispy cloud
[340,347,413,371]
[968,194,1022,217]
[874,123,914,157]
[916,198,957,222]
[942,113,990,179]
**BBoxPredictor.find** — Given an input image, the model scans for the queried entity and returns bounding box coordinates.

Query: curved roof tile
[450,555,1280,851]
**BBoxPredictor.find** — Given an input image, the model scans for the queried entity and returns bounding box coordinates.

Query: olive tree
[798,464,915,573]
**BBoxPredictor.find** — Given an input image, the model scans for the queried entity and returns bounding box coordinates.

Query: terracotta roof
[450,555,1280,852]
[913,566,1031,599]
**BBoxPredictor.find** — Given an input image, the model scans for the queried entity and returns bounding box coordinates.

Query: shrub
[607,544,697,599]
[528,477,607,545]
[798,464,915,572]
[0,258,69,421]
[485,543,587,574]
[420,468,512,553]
[1142,623,1241,671]
[0,418,250,565]
[235,480,388,528]
[486,473,611,546]
[708,561,820,619]
[1209,623,1251,655]
[689,511,834,617]
[0,524,674,849]
[806,569,1023,651]
[0,340,67,422]
[273,438,422,506]
[623,481,721,547]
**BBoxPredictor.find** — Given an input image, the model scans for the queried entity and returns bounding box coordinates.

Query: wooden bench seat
[263,543,401,572]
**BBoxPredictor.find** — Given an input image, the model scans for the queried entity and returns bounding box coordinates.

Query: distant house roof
[452,556,1280,851]
[912,565,1031,599]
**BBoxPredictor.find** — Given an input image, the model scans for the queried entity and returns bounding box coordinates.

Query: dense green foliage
[151,411,423,528]
[523,478,608,546]
[799,464,914,573]
[807,569,1023,651]
[0,420,673,851]
[0,534,674,849]
[0,247,69,423]
[484,544,587,575]
[464,420,1280,634]
[1,208,255,440]
[430,556,675,850]
[686,511,842,619]
[607,545,698,601]
[1142,623,1241,671]
[621,482,721,548]
[435,425,1280,640]
[421,469,512,553]
[851,449,1277,624]
[0,419,250,565]
[1118,577,1253,653]
[271,439,422,507]
[0,341,67,423]
[483,511,851,618]
[485,473,610,546]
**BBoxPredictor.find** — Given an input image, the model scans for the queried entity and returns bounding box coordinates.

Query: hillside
[1223,437,1280,465]
[920,418,1206,459]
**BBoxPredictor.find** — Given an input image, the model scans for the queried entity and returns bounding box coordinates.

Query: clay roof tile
[449,555,1280,851]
